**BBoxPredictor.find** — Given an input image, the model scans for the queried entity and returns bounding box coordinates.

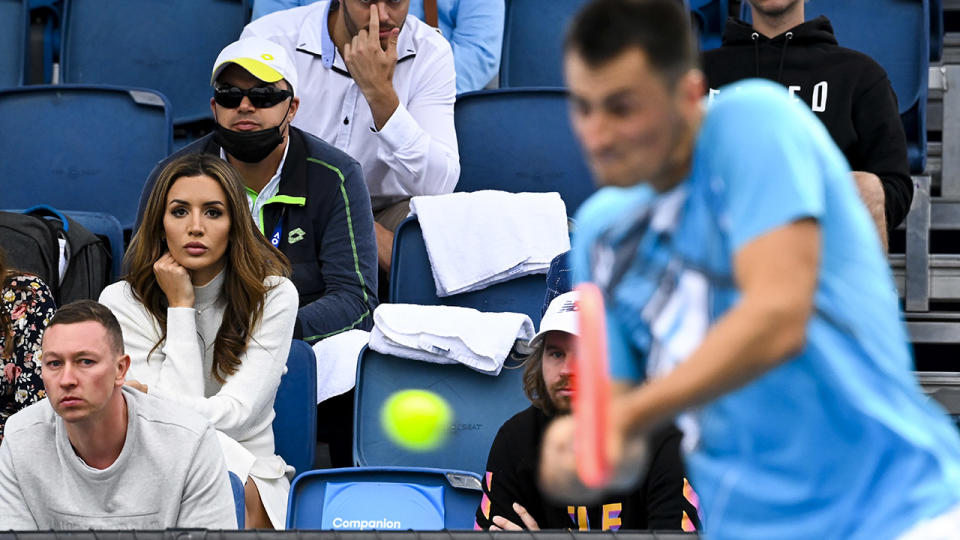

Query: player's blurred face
[566,48,698,190]
[342,0,408,50]
[541,331,577,413]
[41,321,129,426]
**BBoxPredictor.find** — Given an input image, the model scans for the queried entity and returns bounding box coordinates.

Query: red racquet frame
[573,282,612,488]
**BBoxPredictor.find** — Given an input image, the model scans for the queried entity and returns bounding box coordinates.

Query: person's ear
[288,96,300,124]
[115,354,131,387]
[676,69,705,122]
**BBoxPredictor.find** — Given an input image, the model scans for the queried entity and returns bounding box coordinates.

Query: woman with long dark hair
[100,153,297,529]
[0,246,56,443]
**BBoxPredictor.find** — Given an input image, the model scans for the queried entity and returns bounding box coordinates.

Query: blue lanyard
[270,210,285,248]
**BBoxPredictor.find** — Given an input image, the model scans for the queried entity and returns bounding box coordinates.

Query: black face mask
[213,123,284,163]
[213,103,292,163]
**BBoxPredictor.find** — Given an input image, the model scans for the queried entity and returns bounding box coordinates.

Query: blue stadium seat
[740,0,930,173]
[60,0,249,125]
[353,346,530,476]
[0,85,172,231]
[286,466,482,530]
[454,88,595,215]
[501,0,722,86]
[390,216,548,327]
[228,471,245,529]
[273,339,317,477]
[500,0,588,87]
[690,0,728,50]
[0,0,28,87]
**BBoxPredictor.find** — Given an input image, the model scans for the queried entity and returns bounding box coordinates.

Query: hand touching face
[342,4,402,95]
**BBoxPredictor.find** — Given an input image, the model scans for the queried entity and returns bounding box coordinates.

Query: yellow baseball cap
[211,37,298,95]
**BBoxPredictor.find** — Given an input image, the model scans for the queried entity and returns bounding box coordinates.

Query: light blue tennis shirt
[571,80,960,540]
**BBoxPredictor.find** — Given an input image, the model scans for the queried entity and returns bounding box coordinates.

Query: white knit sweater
[99,271,298,527]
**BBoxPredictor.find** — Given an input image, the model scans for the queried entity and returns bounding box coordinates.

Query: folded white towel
[369,304,534,376]
[409,191,570,297]
[311,329,370,404]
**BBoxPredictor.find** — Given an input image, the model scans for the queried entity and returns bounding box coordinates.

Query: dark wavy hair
[124,153,291,383]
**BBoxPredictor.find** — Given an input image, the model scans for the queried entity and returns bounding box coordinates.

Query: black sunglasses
[213,86,292,109]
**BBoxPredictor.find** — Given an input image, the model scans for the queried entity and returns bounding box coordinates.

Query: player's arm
[615,218,819,436]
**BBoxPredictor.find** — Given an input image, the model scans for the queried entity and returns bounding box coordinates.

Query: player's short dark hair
[565,0,698,85]
[47,300,125,355]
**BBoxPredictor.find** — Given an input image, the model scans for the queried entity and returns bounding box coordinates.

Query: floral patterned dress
[0,274,56,443]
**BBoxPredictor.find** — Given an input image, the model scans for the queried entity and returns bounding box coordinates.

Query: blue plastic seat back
[740,0,929,173]
[500,0,589,87]
[689,0,729,50]
[60,0,248,125]
[389,216,548,327]
[454,88,595,216]
[273,339,318,477]
[501,0,722,84]
[354,346,530,476]
[228,471,245,529]
[0,0,27,87]
[0,85,171,231]
[287,466,483,530]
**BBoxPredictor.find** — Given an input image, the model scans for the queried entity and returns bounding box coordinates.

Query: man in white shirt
[0,300,236,530]
[243,0,460,273]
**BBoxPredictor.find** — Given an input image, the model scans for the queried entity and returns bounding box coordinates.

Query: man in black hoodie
[701,0,912,251]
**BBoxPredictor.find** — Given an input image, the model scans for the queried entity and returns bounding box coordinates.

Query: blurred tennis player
[539,1,960,539]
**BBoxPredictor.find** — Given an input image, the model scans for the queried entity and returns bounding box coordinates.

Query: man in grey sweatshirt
[0,300,237,530]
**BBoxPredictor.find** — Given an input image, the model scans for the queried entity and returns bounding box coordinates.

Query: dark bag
[23,206,112,305]
[0,210,61,299]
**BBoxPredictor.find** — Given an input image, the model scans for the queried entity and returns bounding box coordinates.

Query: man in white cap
[136,36,377,470]
[473,291,701,532]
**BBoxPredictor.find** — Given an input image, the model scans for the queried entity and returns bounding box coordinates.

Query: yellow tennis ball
[381,389,453,451]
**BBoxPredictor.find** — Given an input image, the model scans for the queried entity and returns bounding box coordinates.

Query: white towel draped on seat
[369,304,535,375]
[409,191,570,297]
[311,329,370,404]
